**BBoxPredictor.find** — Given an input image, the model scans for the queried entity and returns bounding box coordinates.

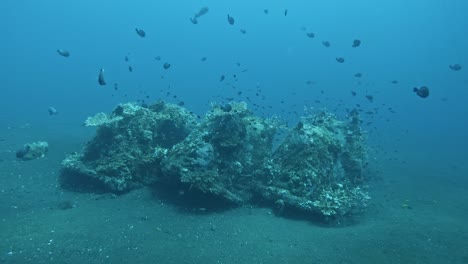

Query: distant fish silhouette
[449,64,462,71]
[135,28,146,38]
[57,49,70,57]
[227,14,235,25]
[98,69,106,85]
[413,86,429,98]
[352,39,361,47]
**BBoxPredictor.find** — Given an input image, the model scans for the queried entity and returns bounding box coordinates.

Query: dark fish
[449,64,462,71]
[240,29,246,34]
[227,14,235,25]
[351,91,357,96]
[154,56,161,61]
[124,55,129,62]
[57,49,70,57]
[48,107,58,115]
[135,28,146,38]
[190,17,198,24]
[16,145,30,159]
[201,57,207,61]
[391,80,398,84]
[128,66,133,72]
[194,7,209,18]
[284,9,288,16]
[354,73,362,78]
[163,63,171,69]
[221,104,232,112]
[413,86,429,98]
[322,41,331,47]
[352,39,361,47]
[114,83,118,91]
[219,75,225,82]
[98,69,106,85]
[365,95,374,102]
[264,9,269,14]
[178,101,185,106]
[306,32,315,38]
[336,57,345,63]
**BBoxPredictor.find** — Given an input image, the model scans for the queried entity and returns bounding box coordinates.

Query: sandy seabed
[1,124,467,264]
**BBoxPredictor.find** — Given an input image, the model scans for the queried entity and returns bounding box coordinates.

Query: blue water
[1,1,467,263]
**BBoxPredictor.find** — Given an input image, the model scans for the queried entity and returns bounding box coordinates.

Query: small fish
[219,75,225,82]
[322,41,331,47]
[336,57,345,63]
[306,32,315,38]
[98,69,106,85]
[154,56,161,61]
[124,55,129,62]
[354,73,362,78]
[135,28,146,38]
[352,39,361,47]
[201,57,207,61]
[365,95,374,102]
[190,17,198,24]
[351,91,357,96]
[48,107,58,115]
[16,145,30,159]
[413,86,429,98]
[284,9,288,16]
[240,29,246,34]
[227,14,235,25]
[391,80,398,84]
[128,66,133,72]
[449,64,462,71]
[194,7,209,18]
[57,49,70,57]
[163,62,171,69]
[114,83,118,91]
[264,9,269,14]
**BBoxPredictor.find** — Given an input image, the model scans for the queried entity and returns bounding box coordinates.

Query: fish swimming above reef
[57,49,70,57]
[352,39,361,47]
[98,69,106,85]
[48,107,58,115]
[190,7,209,24]
[336,57,345,63]
[449,64,462,71]
[135,28,146,38]
[306,32,315,38]
[194,7,209,18]
[227,14,235,25]
[163,62,171,69]
[322,41,331,47]
[413,86,430,98]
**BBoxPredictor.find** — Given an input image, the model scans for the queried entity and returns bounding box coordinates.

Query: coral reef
[61,101,370,220]
[61,101,196,193]
[160,102,278,204]
[257,109,369,216]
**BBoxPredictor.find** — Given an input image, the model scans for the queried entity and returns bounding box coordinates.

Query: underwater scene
[1,1,467,263]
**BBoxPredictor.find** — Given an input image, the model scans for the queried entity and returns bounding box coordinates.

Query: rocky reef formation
[257,109,370,217]
[61,101,196,192]
[61,101,370,220]
[160,102,278,204]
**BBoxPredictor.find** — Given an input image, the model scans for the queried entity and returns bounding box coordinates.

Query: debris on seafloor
[16,141,49,161]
